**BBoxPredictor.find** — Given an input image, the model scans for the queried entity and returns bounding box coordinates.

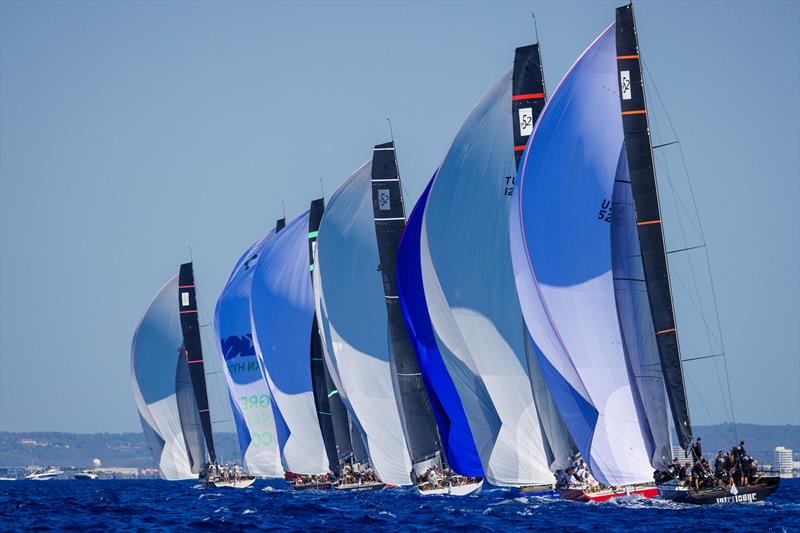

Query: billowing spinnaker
[315,161,413,486]
[397,176,484,477]
[214,234,282,477]
[131,274,204,480]
[250,211,329,475]
[510,23,653,485]
[420,71,553,486]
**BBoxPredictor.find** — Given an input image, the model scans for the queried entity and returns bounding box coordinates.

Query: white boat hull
[417,479,484,496]
[208,476,256,489]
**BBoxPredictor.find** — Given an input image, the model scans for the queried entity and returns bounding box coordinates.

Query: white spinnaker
[250,211,329,475]
[314,161,413,486]
[419,72,553,486]
[131,275,197,480]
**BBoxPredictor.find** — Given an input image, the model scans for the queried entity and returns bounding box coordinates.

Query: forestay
[214,233,283,477]
[510,23,654,485]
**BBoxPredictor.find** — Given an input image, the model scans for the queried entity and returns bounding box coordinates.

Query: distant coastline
[1,424,797,470]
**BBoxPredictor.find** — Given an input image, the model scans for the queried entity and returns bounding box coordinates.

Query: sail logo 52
[518,107,533,136]
[620,70,632,100]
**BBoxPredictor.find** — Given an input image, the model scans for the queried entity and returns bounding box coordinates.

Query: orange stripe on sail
[637,219,661,226]
[622,109,647,116]
[617,54,639,60]
[656,328,676,335]
[514,145,526,152]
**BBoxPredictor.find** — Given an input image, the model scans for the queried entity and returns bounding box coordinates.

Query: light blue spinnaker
[250,211,330,475]
[214,232,282,477]
[510,23,655,486]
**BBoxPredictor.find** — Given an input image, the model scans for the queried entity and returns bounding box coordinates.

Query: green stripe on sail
[308,231,318,239]
[309,264,314,271]
[327,389,339,398]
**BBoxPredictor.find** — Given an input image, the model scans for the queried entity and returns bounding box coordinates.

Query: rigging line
[667,244,706,255]
[685,372,733,452]
[531,11,540,44]
[670,267,723,351]
[682,353,725,363]
[653,140,680,150]
[643,60,735,431]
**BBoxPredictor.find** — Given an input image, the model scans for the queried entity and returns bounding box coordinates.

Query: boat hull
[208,476,256,489]
[560,484,658,503]
[291,481,334,491]
[658,477,780,505]
[517,484,557,496]
[335,481,385,492]
[417,479,484,496]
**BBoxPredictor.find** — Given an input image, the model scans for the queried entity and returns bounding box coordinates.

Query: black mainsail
[512,44,547,169]
[615,4,692,449]
[307,198,348,473]
[370,141,442,471]
[178,262,217,463]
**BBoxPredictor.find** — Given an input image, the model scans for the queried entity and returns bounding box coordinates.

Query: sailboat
[509,3,780,504]
[313,142,476,495]
[249,211,340,490]
[214,226,283,480]
[132,262,255,488]
[410,37,576,493]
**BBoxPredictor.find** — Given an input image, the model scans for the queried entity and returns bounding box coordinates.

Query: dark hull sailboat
[658,477,780,505]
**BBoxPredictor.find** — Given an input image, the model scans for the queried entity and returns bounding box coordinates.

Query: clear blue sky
[1,1,798,433]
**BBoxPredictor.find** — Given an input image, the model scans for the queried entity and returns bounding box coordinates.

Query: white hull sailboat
[417,479,483,496]
[25,468,63,480]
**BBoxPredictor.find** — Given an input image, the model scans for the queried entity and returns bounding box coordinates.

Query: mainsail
[131,273,206,480]
[214,231,283,477]
[177,263,216,463]
[313,159,414,485]
[616,3,692,450]
[509,23,656,485]
[418,44,558,486]
[308,198,354,470]
[250,212,329,475]
[370,142,442,474]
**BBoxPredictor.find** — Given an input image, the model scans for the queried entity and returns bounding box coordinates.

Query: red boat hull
[560,485,658,503]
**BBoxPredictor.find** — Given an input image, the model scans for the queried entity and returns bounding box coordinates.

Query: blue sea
[1,478,798,531]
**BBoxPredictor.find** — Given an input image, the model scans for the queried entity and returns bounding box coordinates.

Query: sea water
[1,478,798,531]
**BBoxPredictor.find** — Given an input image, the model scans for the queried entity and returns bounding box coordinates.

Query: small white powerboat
[74,470,98,480]
[25,468,63,480]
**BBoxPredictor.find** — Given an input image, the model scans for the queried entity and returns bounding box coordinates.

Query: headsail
[214,232,283,477]
[250,211,330,475]
[510,23,654,485]
[397,175,485,477]
[313,160,414,485]
[418,44,556,487]
[131,273,206,480]
[616,4,692,450]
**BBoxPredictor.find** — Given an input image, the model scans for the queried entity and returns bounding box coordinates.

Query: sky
[1,0,798,434]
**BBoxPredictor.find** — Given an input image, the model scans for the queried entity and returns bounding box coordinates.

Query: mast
[615,3,692,449]
[307,198,344,472]
[178,262,217,463]
[370,141,442,469]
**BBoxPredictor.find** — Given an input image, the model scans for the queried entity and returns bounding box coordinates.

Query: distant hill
[0,432,240,469]
[1,424,797,468]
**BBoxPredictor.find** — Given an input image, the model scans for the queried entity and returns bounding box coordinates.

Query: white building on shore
[775,446,793,477]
